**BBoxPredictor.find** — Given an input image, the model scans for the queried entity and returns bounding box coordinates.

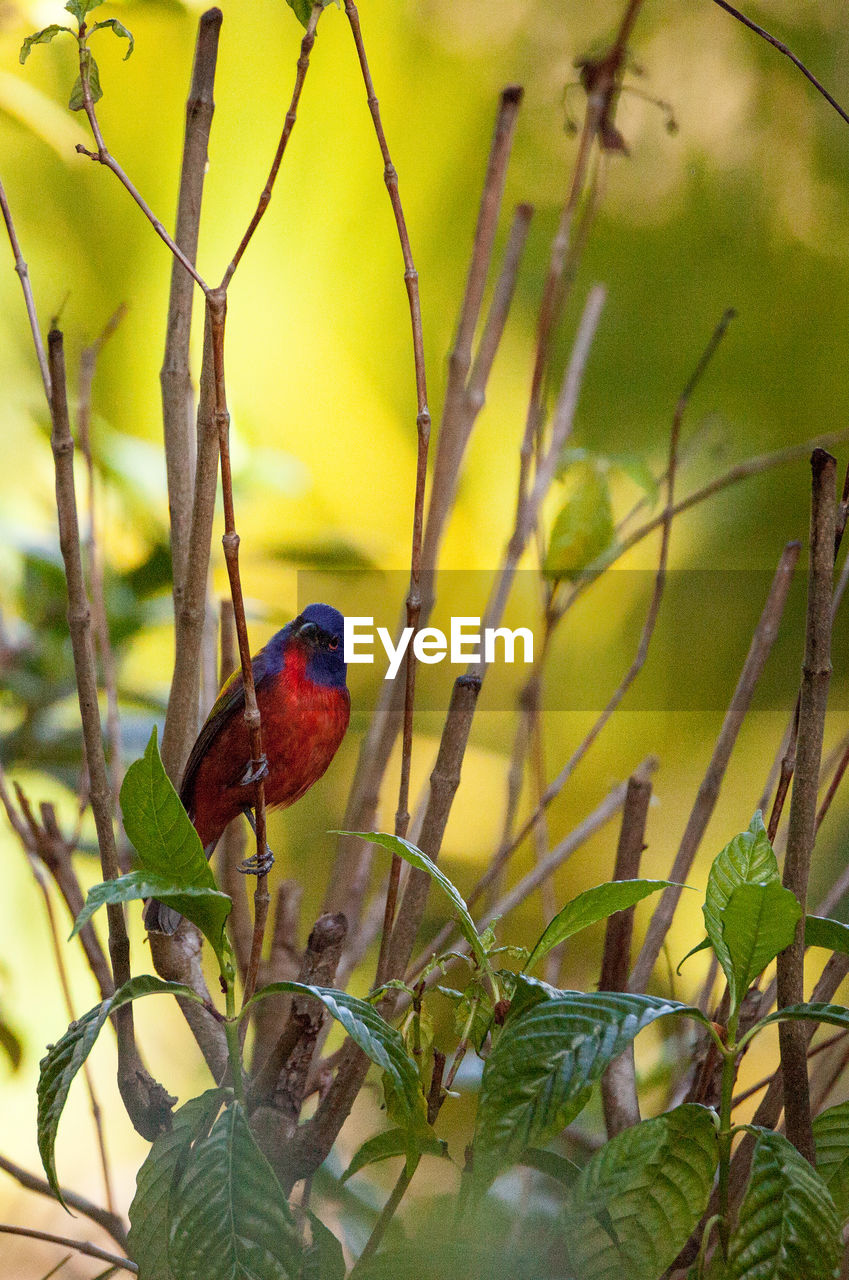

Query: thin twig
[630,539,801,992]
[777,449,836,1163]
[341,0,432,984]
[0,1225,136,1273]
[0,174,50,399]
[600,774,652,1137]
[48,329,174,1139]
[709,0,849,129]
[222,4,322,287]
[0,1154,127,1249]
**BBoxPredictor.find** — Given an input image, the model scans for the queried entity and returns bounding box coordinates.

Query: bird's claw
[240,754,269,787]
[238,848,275,876]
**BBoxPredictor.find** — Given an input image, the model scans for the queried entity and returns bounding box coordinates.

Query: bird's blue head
[287,603,347,688]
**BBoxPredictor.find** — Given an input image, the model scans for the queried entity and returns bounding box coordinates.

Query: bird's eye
[329,637,339,650]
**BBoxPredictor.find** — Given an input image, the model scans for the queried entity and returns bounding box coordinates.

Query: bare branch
[600,774,652,1137]
[0,1154,127,1250]
[161,7,222,606]
[0,1224,135,1273]
[709,0,849,129]
[629,539,801,992]
[777,449,836,1163]
[222,4,322,287]
[0,175,50,399]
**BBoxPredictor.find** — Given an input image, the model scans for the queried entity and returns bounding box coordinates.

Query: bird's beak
[297,620,319,642]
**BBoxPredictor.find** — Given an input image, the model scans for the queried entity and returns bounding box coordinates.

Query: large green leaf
[525,880,678,974]
[806,915,849,956]
[562,1105,718,1280]
[38,976,200,1201]
[339,831,487,967]
[703,812,781,1013]
[726,1128,841,1279]
[245,981,427,1136]
[128,1089,229,1280]
[72,871,231,961]
[814,1100,849,1225]
[543,462,615,581]
[168,1101,302,1279]
[120,728,230,959]
[341,1127,446,1182]
[472,988,706,1184]
[721,879,801,1011]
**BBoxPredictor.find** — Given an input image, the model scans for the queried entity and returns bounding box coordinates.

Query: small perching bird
[144,603,350,934]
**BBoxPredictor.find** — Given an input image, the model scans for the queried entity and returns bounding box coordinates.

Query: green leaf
[68,51,101,111]
[339,832,487,968]
[519,1147,581,1186]
[245,981,428,1136]
[89,18,134,58]
[128,1089,228,1280]
[720,879,801,1012]
[726,1128,841,1279]
[38,976,198,1202]
[19,26,74,64]
[755,1002,849,1039]
[471,988,707,1185]
[65,0,105,21]
[703,811,780,1012]
[72,872,231,960]
[675,935,712,973]
[806,914,849,956]
[814,1100,849,1225]
[285,0,326,27]
[526,880,679,974]
[341,1127,446,1182]
[120,728,230,961]
[562,1105,719,1280]
[543,463,615,581]
[168,1101,302,1280]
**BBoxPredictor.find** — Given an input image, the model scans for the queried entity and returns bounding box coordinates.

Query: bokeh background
[2,0,849,1272]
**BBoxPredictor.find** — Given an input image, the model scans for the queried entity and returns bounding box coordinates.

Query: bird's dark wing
[179,646,275,808]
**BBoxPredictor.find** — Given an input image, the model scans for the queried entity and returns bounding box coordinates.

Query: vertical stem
[717,1014,739,1259]
[777,448,836,1164]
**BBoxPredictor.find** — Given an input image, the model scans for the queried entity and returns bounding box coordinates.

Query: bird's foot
[239,754,269,787]
[238,848,275,876]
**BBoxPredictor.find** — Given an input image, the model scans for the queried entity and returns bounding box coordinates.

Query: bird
[144,602,350,934]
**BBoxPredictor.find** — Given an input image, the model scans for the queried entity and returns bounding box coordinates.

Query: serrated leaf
[727,1127,841,1279]
[471,989,707,1185]
[814,1100,849,1225]
[38,976,199,1202]
[72,871,231,961]
[120,729,229,960]
[341,1127,446,1182]
[89,18,134,58]
[169,1101,302,1279]
[526,880,679,974]
[69,51,101,111]
[543,463,615,581]
[19,26,73,64]
[245,981,428,1137]
[339,832,487,968]
[703,812,780,1013]
[806,915,849,956]
[128,1089,229,1280]
[721,879,801,1012]
[562,1105,718,1280]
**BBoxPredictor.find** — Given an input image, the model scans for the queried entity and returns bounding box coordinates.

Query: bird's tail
[142,898,183,935]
